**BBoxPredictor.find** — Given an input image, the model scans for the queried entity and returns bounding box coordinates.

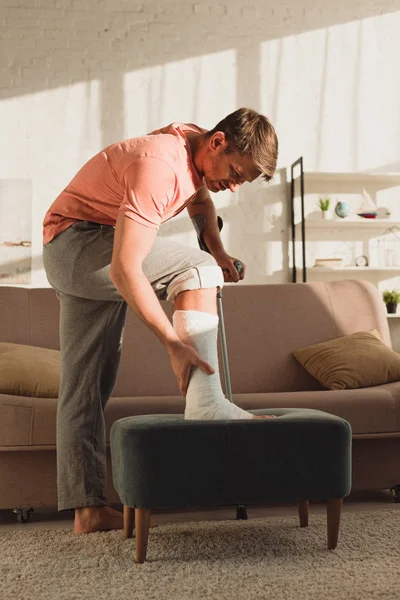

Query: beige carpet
[1,508,399,600]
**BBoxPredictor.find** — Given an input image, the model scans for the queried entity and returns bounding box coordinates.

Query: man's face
[202,132,261,193]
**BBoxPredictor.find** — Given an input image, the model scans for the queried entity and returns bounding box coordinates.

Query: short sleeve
[119,157,176,230]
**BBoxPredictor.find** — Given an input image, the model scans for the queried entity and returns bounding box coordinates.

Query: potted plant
[382,289,400,314]
[318,197,332,220]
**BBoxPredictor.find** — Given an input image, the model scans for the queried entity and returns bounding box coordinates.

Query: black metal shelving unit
[290,156,306,283]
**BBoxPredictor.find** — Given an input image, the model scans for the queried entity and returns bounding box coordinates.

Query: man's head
[201,107,278,193]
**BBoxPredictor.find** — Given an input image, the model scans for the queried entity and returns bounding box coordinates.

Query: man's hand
[215,251,246,283]
[166,339,215,396]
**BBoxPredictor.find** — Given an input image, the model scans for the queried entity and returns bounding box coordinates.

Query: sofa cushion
[292,330,400,390]
[1,384,399,448]
[234,383,400,435]
[0,343,60,398]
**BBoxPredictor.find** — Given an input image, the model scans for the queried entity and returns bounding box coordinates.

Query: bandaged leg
[173,309,255,420]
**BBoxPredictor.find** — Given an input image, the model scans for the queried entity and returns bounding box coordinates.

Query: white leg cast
[173,310,253,420]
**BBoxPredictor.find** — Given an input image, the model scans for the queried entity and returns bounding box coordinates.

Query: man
[42,107,279,534]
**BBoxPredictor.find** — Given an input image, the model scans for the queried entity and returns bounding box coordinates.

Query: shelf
[293,172,400,184]
[290,158,400,285]
[298,267,400,273]
[295,219,400,229]
[387,313,400,318]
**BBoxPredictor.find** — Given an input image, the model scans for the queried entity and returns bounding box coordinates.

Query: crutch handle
[234,260,243,275]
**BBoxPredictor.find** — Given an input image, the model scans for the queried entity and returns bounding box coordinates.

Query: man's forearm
[111,267,180,348]
[188,195,226,259]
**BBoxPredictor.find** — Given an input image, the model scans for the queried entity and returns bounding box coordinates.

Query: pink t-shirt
[42,122,205,244]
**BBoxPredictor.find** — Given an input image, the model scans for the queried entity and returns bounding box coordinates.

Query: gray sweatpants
[42,220,218,511]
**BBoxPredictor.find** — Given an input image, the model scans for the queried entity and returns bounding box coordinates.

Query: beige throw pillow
[292,330,400,390]
[0,342,60,398]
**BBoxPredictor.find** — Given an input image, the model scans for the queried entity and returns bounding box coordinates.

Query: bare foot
[74,506,123,534]
[74,506,158,534]
[252,415,276,419]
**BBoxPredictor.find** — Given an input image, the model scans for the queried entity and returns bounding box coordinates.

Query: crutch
[191,214,248,521]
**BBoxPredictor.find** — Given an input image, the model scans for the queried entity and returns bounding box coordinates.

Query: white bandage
[173,309,254,420]
[166,265,224,303]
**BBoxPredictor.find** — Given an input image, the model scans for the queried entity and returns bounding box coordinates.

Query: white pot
[322,211,333,220]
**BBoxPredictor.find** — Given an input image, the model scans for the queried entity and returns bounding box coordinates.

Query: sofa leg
[123,506,135,539]
[135,508,152,564]
[326,498,343,550]
[236,505,248,520]
[297,500,309,527]
[390,485,400,503]
[12,508,33,523]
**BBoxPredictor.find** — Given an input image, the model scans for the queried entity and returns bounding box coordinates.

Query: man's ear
[209,131,226,151]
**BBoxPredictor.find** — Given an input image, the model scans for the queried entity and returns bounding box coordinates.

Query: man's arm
[187,187,245,282]
[110,212,178,348]
[110,212,214,394]
[186,186,225,260]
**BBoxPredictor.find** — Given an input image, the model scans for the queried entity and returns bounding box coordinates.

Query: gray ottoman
[110,408,352,563]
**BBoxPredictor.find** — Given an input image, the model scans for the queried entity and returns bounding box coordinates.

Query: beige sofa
[1,279,400,515]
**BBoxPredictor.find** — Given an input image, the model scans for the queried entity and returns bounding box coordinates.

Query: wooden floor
[0,490,398,532]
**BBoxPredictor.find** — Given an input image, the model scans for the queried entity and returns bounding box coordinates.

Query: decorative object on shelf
[355,255,369,267]
[357,188,378,219]
[335,201,351,219]
[318,197,332,220]
[382,289,400,314]
[314,258,343,269]
[377,226,400,267]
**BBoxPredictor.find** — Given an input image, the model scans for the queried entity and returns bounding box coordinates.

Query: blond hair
[208,108,278,182]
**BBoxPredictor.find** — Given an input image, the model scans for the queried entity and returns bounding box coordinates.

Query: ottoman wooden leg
[135,508,152,564]
[326,498,343,550]
[123,505,135,539]
[297,500,309,527]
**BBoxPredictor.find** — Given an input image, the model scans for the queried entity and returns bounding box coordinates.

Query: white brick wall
[0,0,400,287]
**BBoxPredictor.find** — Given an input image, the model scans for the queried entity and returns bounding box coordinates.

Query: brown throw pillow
[292,330,400,390]
[0,342,60,398]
